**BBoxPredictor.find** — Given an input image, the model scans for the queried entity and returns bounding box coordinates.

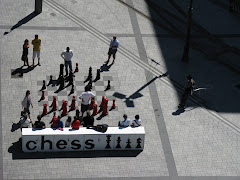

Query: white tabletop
[22,127,145,136]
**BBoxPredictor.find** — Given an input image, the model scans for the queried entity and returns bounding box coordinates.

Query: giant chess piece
[84,67,92,83]
[42,104,48,116]
[68,71,74,86]
[60,64,64,76]
[92,103,98,116]
[47,75,53,86]
[59,75,65,90]
[90,97,95,110]
[101,97,108,116]
[61,100,68,116]
[93,69,100,82]
[87,78,92,90]
[105,80,111,91]
[40,80,46,91]
[38,90,45,102]
[50,96,57,111]
[70,84,74,94]
[74,63,79,73]
[70,96,76,110]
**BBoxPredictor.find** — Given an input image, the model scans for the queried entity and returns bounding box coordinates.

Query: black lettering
[85,139,95,149]
[26,140,37,150]
[41,136,53,150]
[71,140,81,149]
[56,140,67,149]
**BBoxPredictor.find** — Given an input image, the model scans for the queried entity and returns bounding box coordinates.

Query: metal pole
[35,0,43,14]
[181,0,193,62]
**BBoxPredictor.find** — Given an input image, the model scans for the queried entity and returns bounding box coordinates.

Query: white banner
[22,127,145,152]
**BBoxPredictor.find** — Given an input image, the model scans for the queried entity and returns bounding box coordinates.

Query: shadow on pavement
[11,65,36,77]
[8,138,142,159]
[4,11,39,35]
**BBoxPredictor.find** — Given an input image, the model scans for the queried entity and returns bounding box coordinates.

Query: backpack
[94,124,108,133]
[22,96,27,108]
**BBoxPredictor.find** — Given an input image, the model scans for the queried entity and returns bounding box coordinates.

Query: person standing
[79,86,95,117]
[105,36,119,65]
[32,34,41,66]
[22,90,33,121]
[22,39,29,67]
[61,47,73,77]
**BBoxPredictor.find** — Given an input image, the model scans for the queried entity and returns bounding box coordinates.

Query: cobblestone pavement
[0,0,240,179]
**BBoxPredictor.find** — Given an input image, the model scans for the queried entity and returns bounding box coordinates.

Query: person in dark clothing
[22,39,29,67]
[178,74,195,108]
[83,110,94,127]
[55,116,64,129]
[33,115,46,128]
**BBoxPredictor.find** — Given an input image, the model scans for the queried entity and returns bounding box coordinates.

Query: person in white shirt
[79,86,95,117]
[61,47,73,76]
[118,114,131,127]
[105,36,119,65]
[131,115,141,127]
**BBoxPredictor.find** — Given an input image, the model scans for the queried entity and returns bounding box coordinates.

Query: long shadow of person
[11,65,36,77]
[100,63,113,72]
[4,11,39,35]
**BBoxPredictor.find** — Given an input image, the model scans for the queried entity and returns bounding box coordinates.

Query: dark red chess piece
[50,96,57,111]
[42,104,48,115]
[61,100,68,116]
[70,96,76,110]
[89,97,95,110]
[101,98,108,116]
[111,99,116,109]
[92,103,98,116]
[99,96,105,112]
[75,63,79,72]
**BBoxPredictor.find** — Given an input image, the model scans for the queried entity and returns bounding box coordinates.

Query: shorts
[108,48,117,59]
[33,51,40,59]
[24,108,30,115]
[81,104,89,113]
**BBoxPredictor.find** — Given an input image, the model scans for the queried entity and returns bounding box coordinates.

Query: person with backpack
[131,115,141,127]
[19,111,31,130]
[22,90,33,121]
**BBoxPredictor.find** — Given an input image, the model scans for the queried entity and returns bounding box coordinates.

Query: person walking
[178,74,195,108]
[105,36,119,65]
[31,34,41,66]
[61,47,73,77]
[22,90,33,121]
[79,86,95,117]
[22,39,29,67]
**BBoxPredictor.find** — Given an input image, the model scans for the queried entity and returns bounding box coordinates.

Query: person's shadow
[4,11,39,35]
[100,63,113,72]
[11,65,36,77]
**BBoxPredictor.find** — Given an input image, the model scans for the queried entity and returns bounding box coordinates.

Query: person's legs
[69,61,73,73]
[65,61,69,76]
[112,52,116,64]
[32,51,37,66]
[37,51,41,66]
[26,56,29,67]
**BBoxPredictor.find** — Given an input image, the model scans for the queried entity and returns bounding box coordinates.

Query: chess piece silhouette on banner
[93,69,100,82]
[125,138,131,148]
[104,80,111,91]
[105,135,111,149]
[84,67,92,83]
[136,138,142,148]
[40,80,46,91]
[115,137,121,149]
